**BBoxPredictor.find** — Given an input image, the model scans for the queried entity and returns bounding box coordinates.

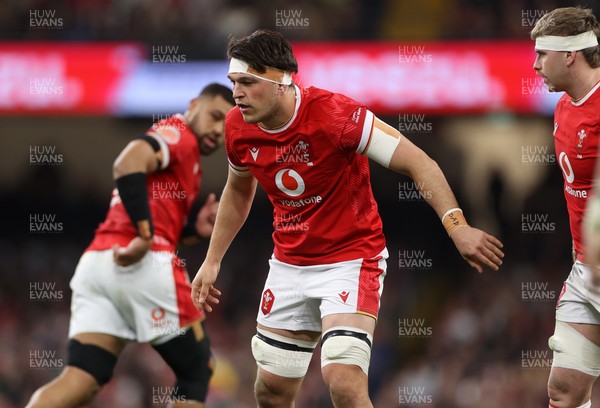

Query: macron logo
[250,147,260,161]
[338,291,349,303]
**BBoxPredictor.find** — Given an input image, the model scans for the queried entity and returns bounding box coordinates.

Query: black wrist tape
[115,172,154,237]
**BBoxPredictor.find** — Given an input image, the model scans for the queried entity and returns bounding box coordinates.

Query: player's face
[533,49,569,92]
[187,94,233,155]
[228,73,284,127]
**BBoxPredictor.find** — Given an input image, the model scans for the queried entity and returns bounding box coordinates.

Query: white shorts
[257,248,388,332]
[69,250,202,344]
[556,260,600,325]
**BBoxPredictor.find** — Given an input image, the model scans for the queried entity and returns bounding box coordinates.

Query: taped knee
[320,326,372,375]
[251,328,317,378]
[549,320,600,377]
[152,327,213,402]
[67,339,117,386]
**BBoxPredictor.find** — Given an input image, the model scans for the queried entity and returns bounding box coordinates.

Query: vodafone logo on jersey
[558,152,574,183]
[275,168,305,197]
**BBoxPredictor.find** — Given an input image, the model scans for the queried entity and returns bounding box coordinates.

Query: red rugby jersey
[226,86,386,266]
[89,114,201,252]
[554,81,600,262]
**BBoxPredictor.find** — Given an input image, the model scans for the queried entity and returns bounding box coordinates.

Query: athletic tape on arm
[363,125,401,168]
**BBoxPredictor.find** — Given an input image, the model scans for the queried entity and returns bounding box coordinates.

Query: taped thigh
[321,326,372,375]
[251,328,317,378]
[549,320,600,377]
[67,339,117,386]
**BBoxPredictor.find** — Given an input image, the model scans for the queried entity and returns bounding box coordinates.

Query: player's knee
[320,326,372,401]
[548,377,592,408]
[548,376,571,405]
[67,339,117,386]
[254,377,292,408]
[152,327,213,403]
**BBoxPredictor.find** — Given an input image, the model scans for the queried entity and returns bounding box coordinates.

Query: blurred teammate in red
[191,30,504,408]
[26,83,234,408]
[531,7,600,408]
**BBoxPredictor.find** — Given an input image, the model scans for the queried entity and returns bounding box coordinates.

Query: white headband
[228,58,293,85]
[535,30,599,52]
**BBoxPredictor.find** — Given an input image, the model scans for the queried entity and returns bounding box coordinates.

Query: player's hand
[195,193,219,238]
[450,226,504,273]
[113,237,152,266]
[191,261,222,313]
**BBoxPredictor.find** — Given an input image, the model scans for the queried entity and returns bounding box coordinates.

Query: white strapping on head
[229,57,293,85]
[535,30,599,52]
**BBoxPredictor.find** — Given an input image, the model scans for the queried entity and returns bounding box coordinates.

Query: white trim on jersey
[571,80,600,107]
[356,110,375,154]
[259,85,302,134]
[228,158,252,177]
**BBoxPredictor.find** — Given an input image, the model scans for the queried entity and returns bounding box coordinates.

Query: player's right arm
[112,137,163,266]
[191,168,258,312]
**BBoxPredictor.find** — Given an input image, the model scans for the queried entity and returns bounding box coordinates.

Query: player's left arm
[364,117,504,273]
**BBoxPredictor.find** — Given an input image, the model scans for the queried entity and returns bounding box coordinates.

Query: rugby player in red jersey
[26,84,234,408]
[191,30,504,408]
[531,7,600,408]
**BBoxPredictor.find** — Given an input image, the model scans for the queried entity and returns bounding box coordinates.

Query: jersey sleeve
[146,118,187,169]
[224,117,252,177]
[339,106,375,154]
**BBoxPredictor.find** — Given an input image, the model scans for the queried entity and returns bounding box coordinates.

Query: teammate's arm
[112,137,163,266]
[191,169,258,312]
[365,117,504,273]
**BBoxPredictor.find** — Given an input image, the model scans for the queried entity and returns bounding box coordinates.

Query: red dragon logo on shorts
[261,289,274,315]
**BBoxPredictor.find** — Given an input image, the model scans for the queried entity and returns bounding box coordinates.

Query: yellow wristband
[442,208,468,237]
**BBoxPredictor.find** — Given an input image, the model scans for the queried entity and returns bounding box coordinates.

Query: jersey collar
[571,80,600,106]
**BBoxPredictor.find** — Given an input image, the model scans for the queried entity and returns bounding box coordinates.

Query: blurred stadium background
[2,0,600,406]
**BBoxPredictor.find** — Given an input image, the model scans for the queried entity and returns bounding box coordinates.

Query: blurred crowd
[3,0,600,407]
[1,0,599,58]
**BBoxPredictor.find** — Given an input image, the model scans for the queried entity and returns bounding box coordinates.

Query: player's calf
[25,366,101,408]
[152,324,214,406]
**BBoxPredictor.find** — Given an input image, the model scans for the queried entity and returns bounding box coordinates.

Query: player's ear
[188,97,198,110]
[565,51,576,66]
